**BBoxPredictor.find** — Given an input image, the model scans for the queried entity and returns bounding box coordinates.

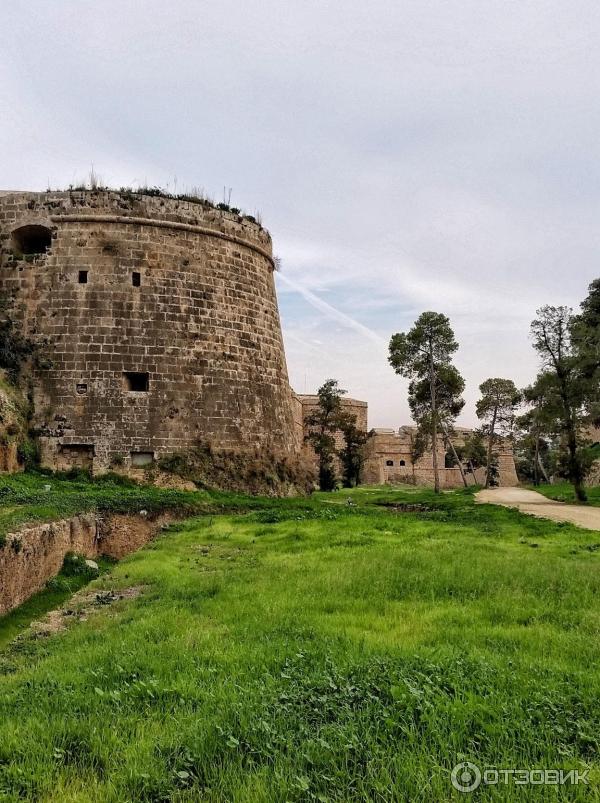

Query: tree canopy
[389,311,460,493]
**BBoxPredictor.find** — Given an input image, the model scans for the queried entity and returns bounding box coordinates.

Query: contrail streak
[277,273,386,347]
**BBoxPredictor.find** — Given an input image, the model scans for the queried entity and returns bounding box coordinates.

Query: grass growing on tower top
[0,483,599,800]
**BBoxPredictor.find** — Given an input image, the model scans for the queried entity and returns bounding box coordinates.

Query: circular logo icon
[451,761,482,793]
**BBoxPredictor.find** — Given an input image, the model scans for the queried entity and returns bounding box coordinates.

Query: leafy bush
[60,552,98,578]
[0,303,34,383]
[17,438,39,470]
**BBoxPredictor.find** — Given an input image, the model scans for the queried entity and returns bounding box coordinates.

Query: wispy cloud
[276,273,386,347]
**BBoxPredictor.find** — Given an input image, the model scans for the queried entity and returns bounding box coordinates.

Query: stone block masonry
[0,191,299,473]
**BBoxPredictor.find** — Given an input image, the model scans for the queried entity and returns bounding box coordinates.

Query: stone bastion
[0,190,299,473]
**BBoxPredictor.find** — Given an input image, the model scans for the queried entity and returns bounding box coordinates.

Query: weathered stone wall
[291,392,305,452]
[0,443,19,473]
[0,191,297,473]
[298,395,368,474]
[0,511,174,616]
[0,371,29,473]
[0,515,98,614]
[363,426,518,487]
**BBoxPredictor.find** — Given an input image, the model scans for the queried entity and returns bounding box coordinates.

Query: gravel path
[475,487,600,531]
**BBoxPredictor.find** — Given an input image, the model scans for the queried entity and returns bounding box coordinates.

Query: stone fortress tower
[0,190,299,473]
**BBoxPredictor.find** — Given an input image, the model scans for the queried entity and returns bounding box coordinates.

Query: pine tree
[389,312,460,493]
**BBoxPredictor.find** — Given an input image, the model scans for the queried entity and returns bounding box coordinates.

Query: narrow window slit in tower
[132,272,141,287]
[78,270,88,284]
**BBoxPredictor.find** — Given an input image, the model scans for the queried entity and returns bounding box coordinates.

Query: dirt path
[475,487,600,531]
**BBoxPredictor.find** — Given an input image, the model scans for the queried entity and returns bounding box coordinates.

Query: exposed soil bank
[0,511,174,616]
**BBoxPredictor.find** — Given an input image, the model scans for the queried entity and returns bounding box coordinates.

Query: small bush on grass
[60,551,99,579]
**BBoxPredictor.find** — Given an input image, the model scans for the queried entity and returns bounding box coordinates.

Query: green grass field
[0,472,212,546]
[533,482,600,506]
[1,482,600,800]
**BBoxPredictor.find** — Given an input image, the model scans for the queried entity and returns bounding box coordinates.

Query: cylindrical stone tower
[0,190,298,473]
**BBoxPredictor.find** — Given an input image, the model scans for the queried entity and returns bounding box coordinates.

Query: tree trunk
[440,422,468,487]
[533,433,540,486]
[537,453,550,484]
[557,369,587,502]
[429,350,440,493]
[485,408,498,489]
[568,428,587,502]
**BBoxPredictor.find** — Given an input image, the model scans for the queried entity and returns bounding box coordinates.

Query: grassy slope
[0,556,114,650]
[1,486,600,800]
[0,471,283,545]
[533,482,600,506]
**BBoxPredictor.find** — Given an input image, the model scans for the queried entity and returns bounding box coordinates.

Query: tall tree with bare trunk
[529,301,597,502]
[407,364,468,487]
[389,312,459,494]
[476,378,520,488]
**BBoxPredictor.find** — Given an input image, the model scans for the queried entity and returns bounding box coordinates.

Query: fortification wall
[0,191,297,473]
[363,428,518,487]
[291,392,305,451]
[298,395,368,472]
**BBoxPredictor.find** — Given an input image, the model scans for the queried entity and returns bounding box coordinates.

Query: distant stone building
[300,395,518,488]
[362,425,518,487]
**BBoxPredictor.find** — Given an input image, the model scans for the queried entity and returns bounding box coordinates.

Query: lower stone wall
[362,461,487,488]
[0,511,173,616]
[0,442,19,473]
[363,429,519,488]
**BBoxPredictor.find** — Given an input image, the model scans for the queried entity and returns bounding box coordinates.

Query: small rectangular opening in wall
[123,371,149,392]
[132,272,141,287]
[76,383,88,395]
[58,444,94,470]
[78,270,88,284]
[130,451,154,467]
[386,460,394,467]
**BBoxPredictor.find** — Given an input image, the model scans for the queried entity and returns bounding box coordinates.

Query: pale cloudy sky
[2,1,599,427]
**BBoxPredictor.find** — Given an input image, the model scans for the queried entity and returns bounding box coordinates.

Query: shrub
[0,302,35,383]
[17,438,39,470]
[158,441,316,496]
[61,551,98,578]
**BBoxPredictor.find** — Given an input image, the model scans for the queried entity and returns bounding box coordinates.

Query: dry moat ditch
[0,510,179,623]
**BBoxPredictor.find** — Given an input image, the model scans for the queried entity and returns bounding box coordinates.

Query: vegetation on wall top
[47,171,265,229]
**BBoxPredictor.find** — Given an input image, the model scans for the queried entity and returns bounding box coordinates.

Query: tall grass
[0,484,599,800]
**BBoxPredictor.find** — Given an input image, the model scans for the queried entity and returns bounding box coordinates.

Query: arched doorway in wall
[11,225,52,257]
